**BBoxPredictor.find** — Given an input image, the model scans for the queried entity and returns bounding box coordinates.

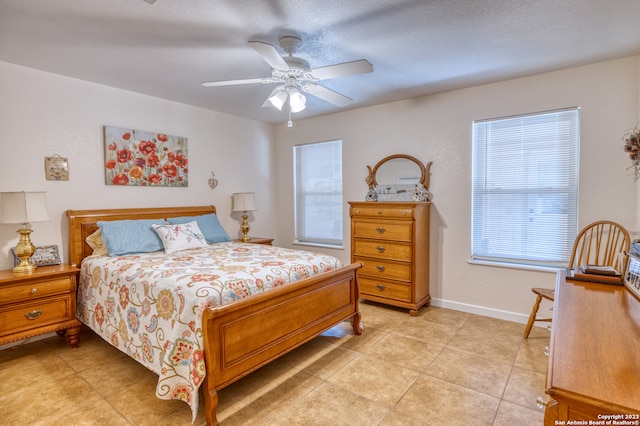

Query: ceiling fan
[202,36,373,124]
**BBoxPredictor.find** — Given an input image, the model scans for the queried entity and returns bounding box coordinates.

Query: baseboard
[430,298,531,325]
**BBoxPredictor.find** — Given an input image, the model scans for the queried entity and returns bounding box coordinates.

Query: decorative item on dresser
[0,264,81,347]
[350,153,432,316]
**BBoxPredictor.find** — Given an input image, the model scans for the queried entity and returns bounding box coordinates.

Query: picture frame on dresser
[11,244,61,267]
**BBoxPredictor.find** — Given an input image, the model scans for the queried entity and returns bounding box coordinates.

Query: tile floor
[0,301,549,425]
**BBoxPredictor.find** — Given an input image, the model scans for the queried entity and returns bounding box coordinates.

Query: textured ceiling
[2,0,640,124]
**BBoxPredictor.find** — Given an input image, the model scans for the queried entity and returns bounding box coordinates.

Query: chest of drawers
[0,264,81,347]
[349,201,430,315]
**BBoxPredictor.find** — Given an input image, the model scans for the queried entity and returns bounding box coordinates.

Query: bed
[66,205,362,425]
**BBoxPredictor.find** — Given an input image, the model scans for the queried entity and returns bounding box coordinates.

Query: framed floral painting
[103,126,188,187]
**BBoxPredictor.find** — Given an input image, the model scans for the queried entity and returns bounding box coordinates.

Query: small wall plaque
[45,155,69,181]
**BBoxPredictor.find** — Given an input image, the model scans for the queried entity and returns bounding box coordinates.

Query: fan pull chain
[288,103,293,127]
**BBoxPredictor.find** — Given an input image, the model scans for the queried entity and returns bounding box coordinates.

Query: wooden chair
[523,220,630,338]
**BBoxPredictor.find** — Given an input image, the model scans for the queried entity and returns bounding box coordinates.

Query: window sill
[468,258,560,273]
[293,241,344,250]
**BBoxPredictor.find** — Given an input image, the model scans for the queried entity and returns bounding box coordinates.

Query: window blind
[471,108,580,267]
[293,140,343,247]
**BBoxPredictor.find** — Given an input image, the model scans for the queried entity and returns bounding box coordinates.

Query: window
[293,140,343,247]
[471,108,580,268]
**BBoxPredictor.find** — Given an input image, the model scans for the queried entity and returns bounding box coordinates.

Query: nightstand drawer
[352,220,413,242]
[0,296,73,337]
[0,277,72,305]
[352,239,412,261]
[354,256,411,282]
[358,277,411,302]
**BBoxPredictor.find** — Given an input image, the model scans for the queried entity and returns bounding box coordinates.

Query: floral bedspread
[76,242,343,421]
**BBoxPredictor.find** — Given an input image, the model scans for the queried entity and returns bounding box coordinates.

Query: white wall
[274,56,640,323]
[0,61,276,270]
[2,56,639,324]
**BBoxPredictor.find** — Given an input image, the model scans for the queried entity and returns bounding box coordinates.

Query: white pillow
[152,221,207,253]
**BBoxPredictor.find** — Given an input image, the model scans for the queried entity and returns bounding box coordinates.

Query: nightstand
[0,264,81,347]
[233,237,274,246]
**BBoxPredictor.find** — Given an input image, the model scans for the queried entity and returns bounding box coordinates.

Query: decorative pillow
[152,221,207,253]
[167,213,231,244]
[85,229,109,256]
[97,219,165,256]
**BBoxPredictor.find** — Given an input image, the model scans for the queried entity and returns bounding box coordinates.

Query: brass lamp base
[13,227,37,274]
[240,212,251,242]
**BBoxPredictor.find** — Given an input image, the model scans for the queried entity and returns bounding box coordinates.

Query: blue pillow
[98,219,165,256]
[167,213,231,244]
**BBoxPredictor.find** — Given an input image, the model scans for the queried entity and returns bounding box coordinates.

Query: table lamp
[232,192,256,242]
[0,191,50,274]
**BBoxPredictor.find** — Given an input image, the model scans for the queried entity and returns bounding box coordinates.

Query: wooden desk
[544,270,640,424]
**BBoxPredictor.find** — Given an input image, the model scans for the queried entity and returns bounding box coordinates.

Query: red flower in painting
[122,132,131,140]
[167,152,176,162]
[129,166,144,180]
[138,140,156,156]
[147,174,162,184]
[161,163,178,178]
[111,173,129,185]
[147,154,160,167]
[173,154,187,168]
[108,142,117,151]
[116,149,133,163]
[134,157,146,168]
[157,134,168,142]
[105,160,116,169]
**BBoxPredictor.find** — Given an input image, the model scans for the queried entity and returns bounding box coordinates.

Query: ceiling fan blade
[248,41,290,70]
[201,78,272,87]
[302,84,353,107]
[311,59,373,80]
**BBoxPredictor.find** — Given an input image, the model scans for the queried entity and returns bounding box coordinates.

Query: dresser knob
[377,211,383,215]
[376,227,385,234]
[376,265,386,272]
[376,246,386,253]
[25,310,43,320]
[31,288,37,295]
[376,284,386,291]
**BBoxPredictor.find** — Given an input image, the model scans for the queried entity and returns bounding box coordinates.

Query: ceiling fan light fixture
[288,88,306,113]
[267,87,287,111]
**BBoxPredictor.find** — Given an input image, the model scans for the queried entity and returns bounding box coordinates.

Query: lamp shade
[232,192,256,212]
[0,191,50,224]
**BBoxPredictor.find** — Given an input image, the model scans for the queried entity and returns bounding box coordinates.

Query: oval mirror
[365,154,432,201]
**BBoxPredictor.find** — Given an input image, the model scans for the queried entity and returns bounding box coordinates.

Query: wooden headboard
[65,205,217,267]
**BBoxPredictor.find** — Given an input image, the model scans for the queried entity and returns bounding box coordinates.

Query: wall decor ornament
[103,125,188,187]
[622,124,640,181]
[45,154,69,181]
[208,172,218,190]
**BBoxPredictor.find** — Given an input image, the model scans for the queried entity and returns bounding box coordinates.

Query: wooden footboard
[201,262,361,426]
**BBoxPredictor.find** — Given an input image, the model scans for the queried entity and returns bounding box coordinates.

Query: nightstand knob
[536,397,549,408]
[376,246,386,253]
[376,284,386,291]
[31,288,37,295]
[376,265,386,272]
[376,227,386,234]
[25,310,43,320]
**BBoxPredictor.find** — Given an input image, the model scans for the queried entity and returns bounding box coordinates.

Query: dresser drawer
[352,220,413,242]
[0,296,73,337]
[358,277,411,302]
[353,256,411,282]
[350,206,414,219]
[352,239,412,261]
[0,277,72,305]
